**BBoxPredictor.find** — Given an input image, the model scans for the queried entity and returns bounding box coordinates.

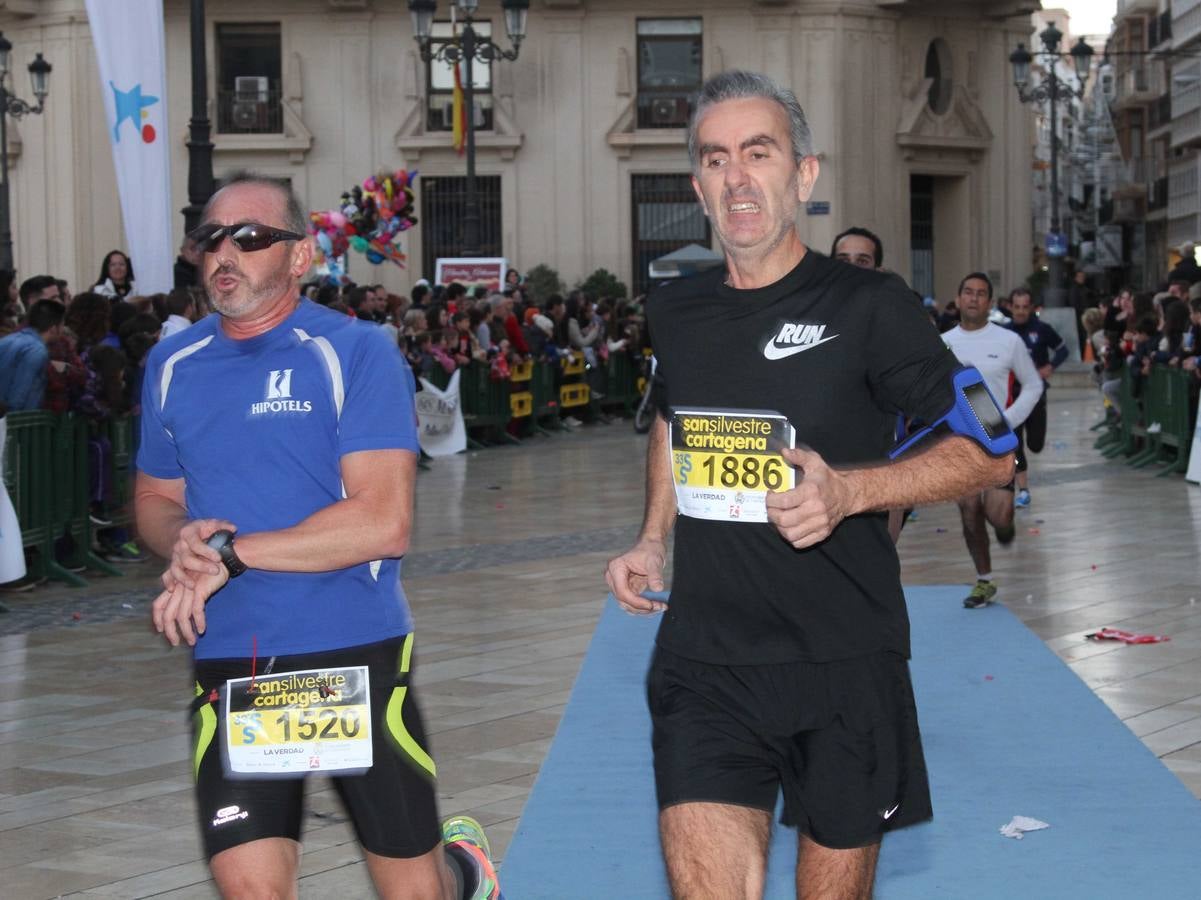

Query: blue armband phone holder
[889,366,1018,459]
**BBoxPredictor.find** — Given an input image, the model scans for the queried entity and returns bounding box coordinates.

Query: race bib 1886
[223,665,372,777]
[668,407,795,523]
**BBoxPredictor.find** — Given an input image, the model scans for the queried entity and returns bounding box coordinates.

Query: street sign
[806,201,830,216]
[1045,231,1069,258]
[1096,225,1123,268]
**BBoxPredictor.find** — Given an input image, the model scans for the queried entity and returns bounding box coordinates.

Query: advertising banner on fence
[1187,391,1201,484]
[435,257,507,292]
[416,370,466,457]
[85,0,174,294]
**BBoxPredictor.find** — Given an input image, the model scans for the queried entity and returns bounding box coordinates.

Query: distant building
[1,0,1037,302]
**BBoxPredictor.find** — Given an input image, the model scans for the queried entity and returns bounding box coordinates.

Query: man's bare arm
[136,448,416,587]
[135,473,230,588]
[843,436,1014,514]
[767,436,1013,550]
[606,414,676,614]
[235,449,416,572]
[638,414,678,543]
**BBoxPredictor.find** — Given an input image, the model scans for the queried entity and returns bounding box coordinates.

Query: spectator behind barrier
[0,299,66,410]
[94,250,136,301]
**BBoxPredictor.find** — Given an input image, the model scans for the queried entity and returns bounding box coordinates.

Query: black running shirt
[648,251,957,664]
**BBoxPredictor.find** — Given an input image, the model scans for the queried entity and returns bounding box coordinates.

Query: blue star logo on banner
[110,81,159,143]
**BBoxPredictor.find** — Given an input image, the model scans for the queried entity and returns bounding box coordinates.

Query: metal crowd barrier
[422,352,642,442]
[2,411,128,587]
[1095,366,1193,475]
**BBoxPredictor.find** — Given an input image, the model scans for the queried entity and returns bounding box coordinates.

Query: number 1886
[700,454,785,490]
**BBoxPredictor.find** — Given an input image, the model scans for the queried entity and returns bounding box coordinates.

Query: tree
[524,263,564,305]
[577,267,628,301]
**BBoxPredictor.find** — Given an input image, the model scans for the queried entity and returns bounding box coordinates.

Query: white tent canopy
[648,243,724,280]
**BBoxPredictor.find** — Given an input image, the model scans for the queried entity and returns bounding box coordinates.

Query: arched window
[925,39,953,115]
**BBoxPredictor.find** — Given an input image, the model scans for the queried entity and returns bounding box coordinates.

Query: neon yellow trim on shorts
[399,631,415,674]
[192,681,217,781]
[386,634,436,777]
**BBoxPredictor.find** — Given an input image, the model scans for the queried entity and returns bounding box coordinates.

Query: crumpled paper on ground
[1085,627,1170,644]
[1000,816,1050,839]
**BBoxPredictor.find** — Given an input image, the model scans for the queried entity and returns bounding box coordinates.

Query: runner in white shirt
[941,273,1043,609]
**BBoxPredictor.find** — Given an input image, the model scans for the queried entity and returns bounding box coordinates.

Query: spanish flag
[452,62,466,155]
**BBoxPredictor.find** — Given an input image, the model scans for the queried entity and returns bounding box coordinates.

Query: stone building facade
[0,0,1036,302]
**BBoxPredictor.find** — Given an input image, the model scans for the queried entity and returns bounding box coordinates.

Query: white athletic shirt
[942,322,1044,429]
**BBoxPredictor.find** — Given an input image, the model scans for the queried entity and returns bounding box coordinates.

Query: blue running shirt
[138,300,419,659]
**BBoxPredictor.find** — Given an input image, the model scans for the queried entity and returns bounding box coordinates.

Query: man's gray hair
[201,171,308,234]
[687,70,815,169]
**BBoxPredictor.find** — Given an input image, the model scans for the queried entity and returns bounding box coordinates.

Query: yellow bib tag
[668,408,795,523]
[224,665,372,776]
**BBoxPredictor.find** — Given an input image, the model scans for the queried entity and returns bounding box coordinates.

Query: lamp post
[181,0,216,237]
[0,33,51,272]
[1010,23,1094,308]
[408,0,528,257]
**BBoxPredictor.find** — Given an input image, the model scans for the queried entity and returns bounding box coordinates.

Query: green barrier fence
[600,351,640,416]
[458,361,517,446]
[1095,366,1192,475]
[2,411,125,587]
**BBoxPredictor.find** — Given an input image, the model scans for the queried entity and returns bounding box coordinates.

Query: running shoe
[1014,489,1031,508]
[103,541,147,564]
[963,580,997,609]
[442,814,503,900]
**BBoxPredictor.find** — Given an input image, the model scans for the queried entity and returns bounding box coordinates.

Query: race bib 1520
[223,665,372,777]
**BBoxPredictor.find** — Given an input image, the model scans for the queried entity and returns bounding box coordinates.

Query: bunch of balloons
[309,169,419,276]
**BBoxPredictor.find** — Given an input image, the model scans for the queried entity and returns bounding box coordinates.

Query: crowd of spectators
[298,269,647,429]
[1090,279,1201,423]
[0,254,648,591]
[0,252,202,578]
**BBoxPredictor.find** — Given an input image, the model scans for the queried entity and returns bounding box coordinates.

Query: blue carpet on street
[502,585,1201,899]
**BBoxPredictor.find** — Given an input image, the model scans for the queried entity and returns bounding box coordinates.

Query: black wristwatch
[205,529,248,578]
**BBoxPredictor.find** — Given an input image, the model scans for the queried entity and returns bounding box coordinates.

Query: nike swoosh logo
[763,334,839,360]
[881,804,901,820]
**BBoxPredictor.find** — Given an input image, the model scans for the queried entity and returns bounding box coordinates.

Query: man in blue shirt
[0,299,65,411]
[1005,288,1068,507]
[135,174,502,900]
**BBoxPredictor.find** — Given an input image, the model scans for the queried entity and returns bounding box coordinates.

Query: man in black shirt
[606,70,1013,899]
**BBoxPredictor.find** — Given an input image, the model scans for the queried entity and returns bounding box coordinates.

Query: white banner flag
[84,0,173,294]
[416,370,467,457]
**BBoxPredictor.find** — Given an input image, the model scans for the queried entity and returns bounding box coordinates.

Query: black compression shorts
[647,646,933,849]
[191,636,441,860]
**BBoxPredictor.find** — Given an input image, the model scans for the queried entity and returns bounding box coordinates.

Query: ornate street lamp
[0,33,52,271]
[1011,23,1094,308]
[181,0,216,240]
[408,0,529,257]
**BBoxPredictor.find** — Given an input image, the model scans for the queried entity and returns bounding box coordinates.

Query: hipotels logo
[250,369,313,415]
[212,804,249,827]
[762,322,839,360]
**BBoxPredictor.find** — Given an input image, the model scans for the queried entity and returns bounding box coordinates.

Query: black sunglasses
[188,222,305,254]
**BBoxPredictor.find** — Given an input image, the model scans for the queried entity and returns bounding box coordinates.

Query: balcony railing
[1176,0,1201,51]
[1150,175,1169,210]
[216,88,283,134]
[1151,92,1173,129]
[1115,66,1165,107]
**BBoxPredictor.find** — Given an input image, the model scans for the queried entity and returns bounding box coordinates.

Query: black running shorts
[647,646,933,850]
[191,636,441,860]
